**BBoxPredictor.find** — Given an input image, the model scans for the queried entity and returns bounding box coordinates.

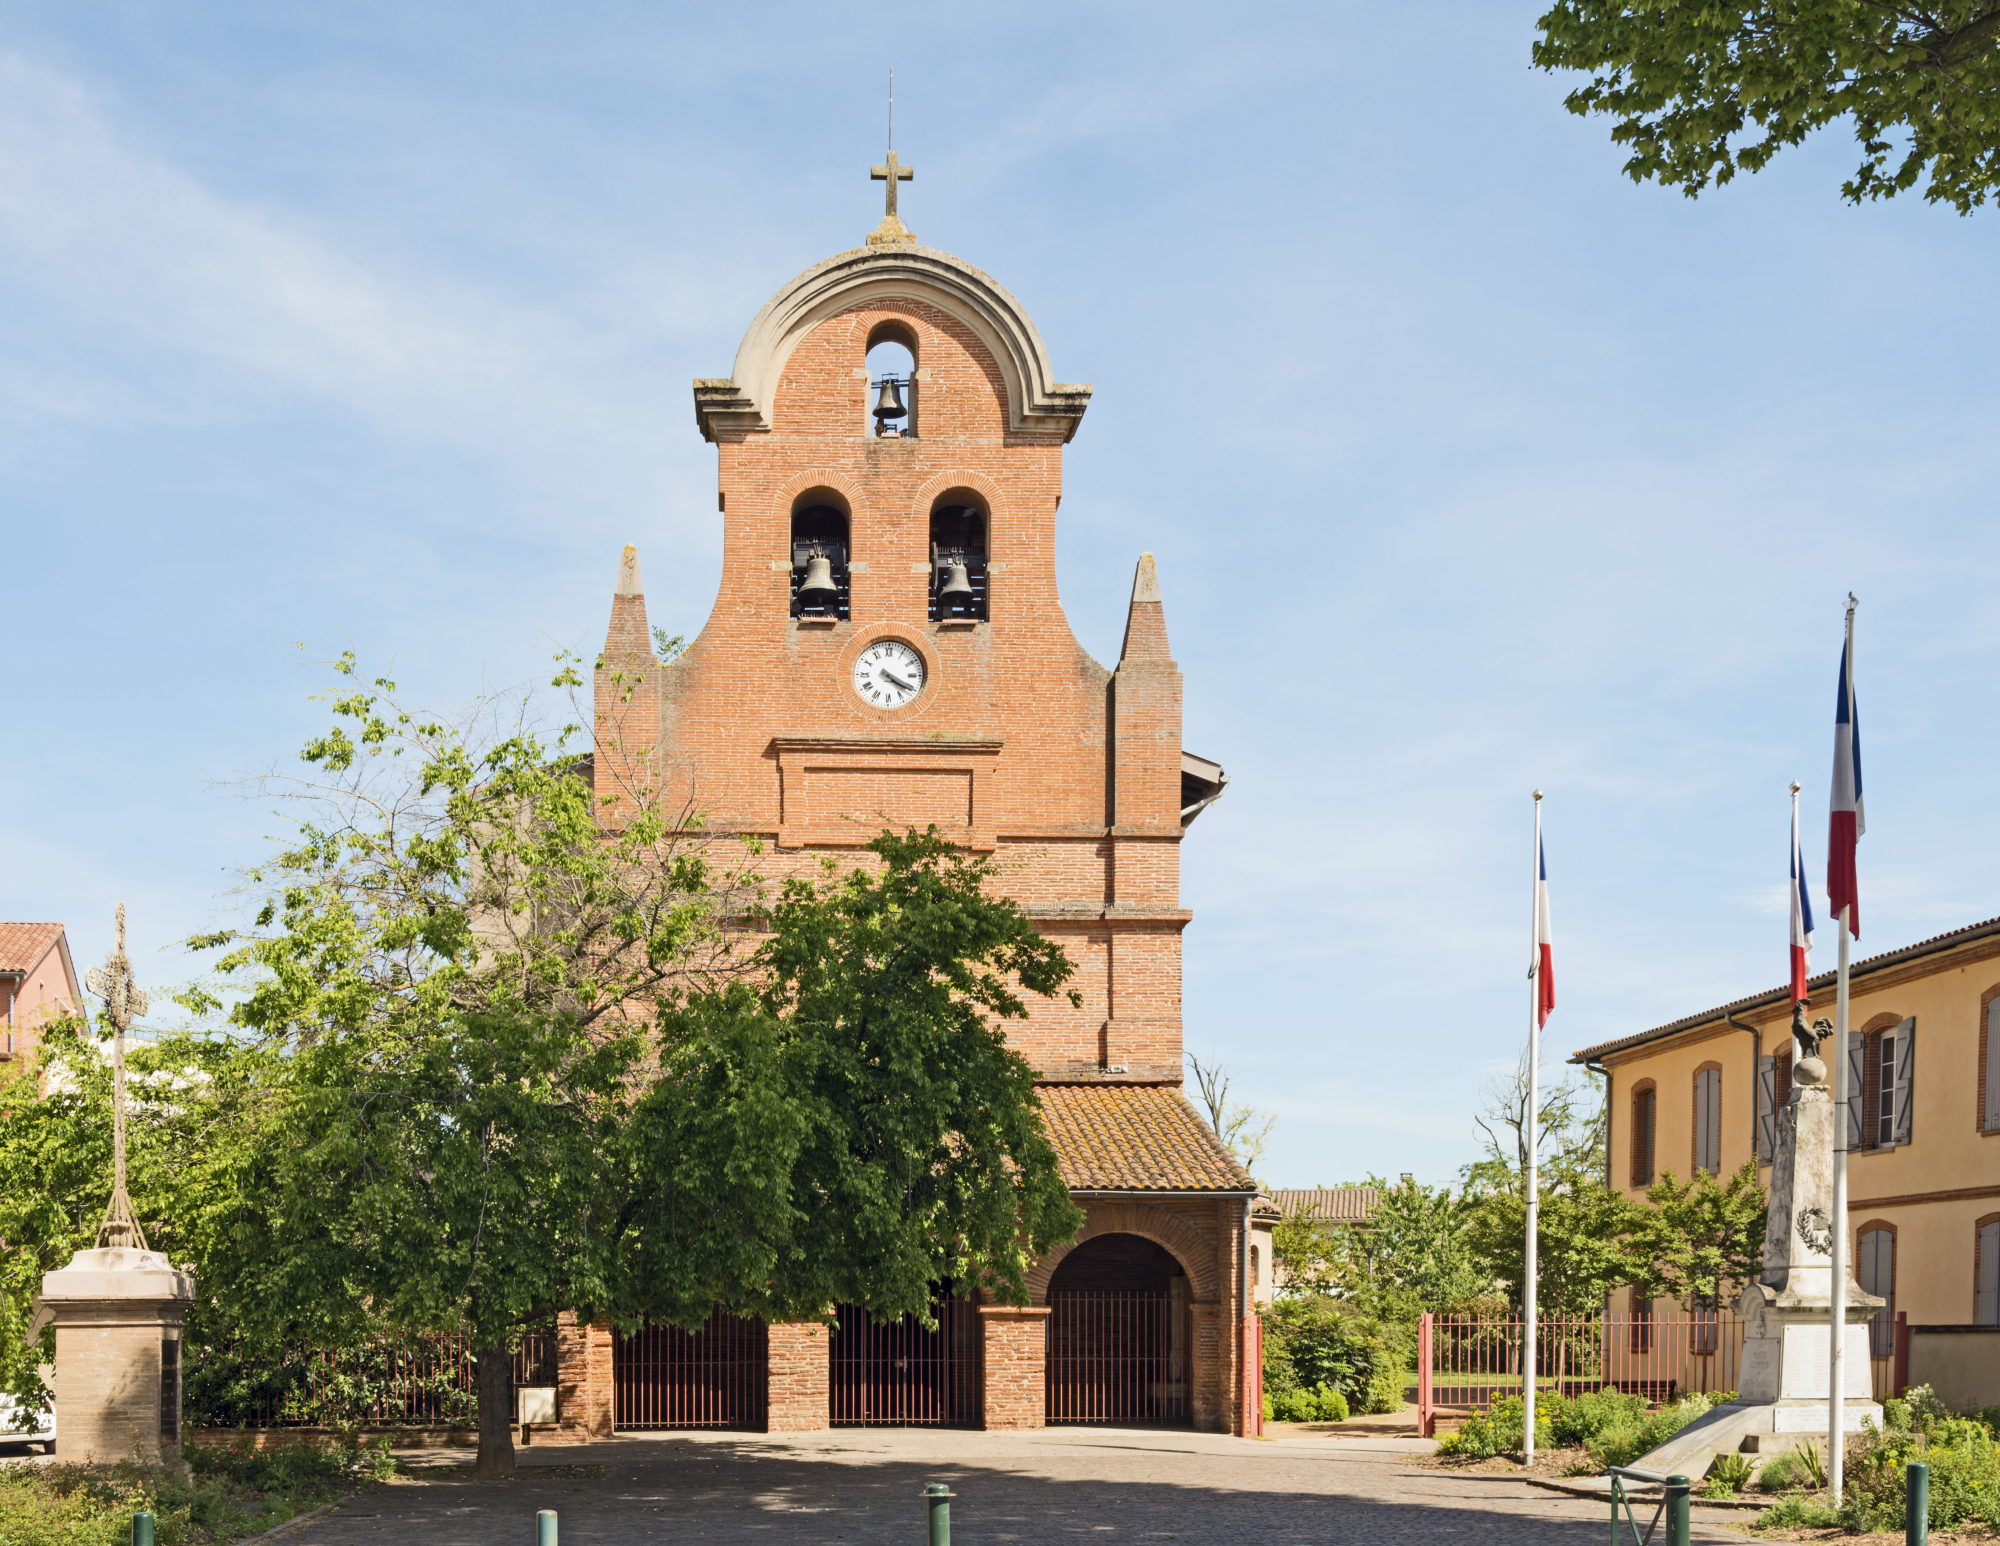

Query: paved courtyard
[288,1426,1759,1545]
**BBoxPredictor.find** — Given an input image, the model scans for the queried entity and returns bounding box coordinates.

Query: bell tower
[590,161,1258,1435]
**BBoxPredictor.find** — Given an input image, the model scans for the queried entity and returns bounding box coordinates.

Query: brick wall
[553,1313,614,1442]
[53,1312,180,1464]
[765,1320,830,1432]
[978,1305,1051,1430]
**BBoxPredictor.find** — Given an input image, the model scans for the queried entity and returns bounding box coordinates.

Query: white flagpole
[1524,790,1543,1464]
[1828,600,1857,1504]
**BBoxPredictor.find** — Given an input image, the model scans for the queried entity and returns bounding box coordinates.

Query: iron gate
[614,1310,767,1430]
[1046,1291,1188,1425]
[829,1298,978,1427]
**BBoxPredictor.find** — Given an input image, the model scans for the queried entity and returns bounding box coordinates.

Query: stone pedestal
[28,1247,195,1466]
[1633,1067,1881,1476]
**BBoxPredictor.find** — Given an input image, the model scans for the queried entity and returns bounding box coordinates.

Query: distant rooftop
[1269,1187,1379,1223]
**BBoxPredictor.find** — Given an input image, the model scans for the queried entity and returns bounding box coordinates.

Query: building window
[1983,994,2000,1133]
[790,501,850,620]
[1757,1049,1795,1167]
[1693,1065,1721,1176]
[1855,1017,1914,1150]
[1858,1225,1896,1358]
[928,500,988,622]
[1979,1217,2000,1326]
[1630,1082,1657,1188]
[1691,1294,1718,1354]
[1628,1289,1653,1353]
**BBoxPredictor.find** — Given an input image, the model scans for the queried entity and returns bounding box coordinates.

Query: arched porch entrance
[1045,1233,1192,1425]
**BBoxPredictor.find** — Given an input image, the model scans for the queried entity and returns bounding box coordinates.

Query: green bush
[1840,1414,2000,1532]
[1268,1383,1349,1423]
[1546,1387,1645,1448]
[1261,1299,1409,1414]
[1754,1450,1799,1491]
[1756,1494,1841,1529]
[1701,1451,1754,1498]
[1436,1395,1550,1459]
[1588,1393,1715,1470]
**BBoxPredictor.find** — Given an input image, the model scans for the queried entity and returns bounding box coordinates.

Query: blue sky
[6,3,1999,1188]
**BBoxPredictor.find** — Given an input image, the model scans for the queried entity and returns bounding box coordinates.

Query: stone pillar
[765,1321,829,1432]
[553,1314,615,1442]
[978,1305,1051,1430]
[29,1247,194,1466]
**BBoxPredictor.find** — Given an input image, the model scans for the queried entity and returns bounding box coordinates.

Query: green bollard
[1907,1461,1930,1546]
[131,1514,156,1546]
[537,1507,558,1546]
[1664,1474,1691,1546]
[924,1481,955,1546]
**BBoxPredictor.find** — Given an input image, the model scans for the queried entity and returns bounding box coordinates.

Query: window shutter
[1847,1032,1867,1150]
[1699,1069,1721,1175]
[1757,1055,1776,1165]
[1987,1000,2000,1133]
[1980,1221,2000,1327]
[1892,1017,1915,1147]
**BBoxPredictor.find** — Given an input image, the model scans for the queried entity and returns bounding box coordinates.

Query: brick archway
[1028,1202,1218,1304]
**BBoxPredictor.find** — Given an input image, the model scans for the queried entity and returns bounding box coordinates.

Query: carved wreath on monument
[1796,1205,1833,1256]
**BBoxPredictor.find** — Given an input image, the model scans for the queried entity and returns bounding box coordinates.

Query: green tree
[1627,1162,1768,1312]
[1534,2,2000,213]
[179,653,1079,1478]
[1357,1175,1493,1318]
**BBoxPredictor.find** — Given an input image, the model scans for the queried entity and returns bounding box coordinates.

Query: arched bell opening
[790,495,850,620]
[865,321,917,439]
[928,495,987,622]
[1046,1233,1192,1427]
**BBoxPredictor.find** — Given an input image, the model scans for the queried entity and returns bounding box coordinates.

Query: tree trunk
[475,1343,517,1479]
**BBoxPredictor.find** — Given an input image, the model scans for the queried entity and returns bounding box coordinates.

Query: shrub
[1436,1395,1549,1459]
[1269,1383,1349,1423]
[1361,1370,1405,1415]
[1261,1299,1410,1414]
[1757,1495,1841,1529]
[1701,1451,1754,1498]
[1755,1450,1799,1491]
[1589,1393,1716,1470]
[1546,1387,1645,1448]
[1906,1383,1949,1428]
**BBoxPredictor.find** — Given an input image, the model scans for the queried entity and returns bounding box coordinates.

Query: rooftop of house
[1037,1084,1257,1193]
[1568,913,2000,1066]
[0,923,66,975]
[1268,1187,1381,1223]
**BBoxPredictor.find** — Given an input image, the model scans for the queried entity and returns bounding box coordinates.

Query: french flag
[1790,797,1815,1003]
[1534,834,1555,1027]
[1827,633,1864,937]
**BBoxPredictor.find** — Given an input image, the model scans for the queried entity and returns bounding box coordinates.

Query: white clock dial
[852,640,926,708]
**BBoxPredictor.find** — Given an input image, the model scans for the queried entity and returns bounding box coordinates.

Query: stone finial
[617,543,643,597]
[1118,552,1172,664]
[602,545,652,663]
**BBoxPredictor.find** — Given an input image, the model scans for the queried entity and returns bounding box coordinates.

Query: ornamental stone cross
[871,149,913,219]
[82,902,149,1251]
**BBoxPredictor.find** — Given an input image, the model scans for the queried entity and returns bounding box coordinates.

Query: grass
[0,1437,388,1545]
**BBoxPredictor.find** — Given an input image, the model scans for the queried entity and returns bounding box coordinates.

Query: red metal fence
[829,1298,979,1427]
[186,1330,555,1429]
[1414,1312,1903,1438]
[1046,1291,1189,1427]
[614,1311,767,1431]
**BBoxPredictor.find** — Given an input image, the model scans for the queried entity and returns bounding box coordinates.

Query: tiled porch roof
[1036,1083,1256,1193]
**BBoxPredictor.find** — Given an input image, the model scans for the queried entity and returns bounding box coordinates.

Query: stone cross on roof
[82,902,149,1252]
[868,150,917,249]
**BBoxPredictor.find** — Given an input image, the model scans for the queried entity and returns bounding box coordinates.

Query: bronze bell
[937,560,975,607]
[797,552,840,611]
[871,376,908,432]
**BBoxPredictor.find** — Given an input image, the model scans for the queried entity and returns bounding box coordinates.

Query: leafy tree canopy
[1534,2,2000,212]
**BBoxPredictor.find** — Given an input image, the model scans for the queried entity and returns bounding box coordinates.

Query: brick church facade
[553,188,1267,1438]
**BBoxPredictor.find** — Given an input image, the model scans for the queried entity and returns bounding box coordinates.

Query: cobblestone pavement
[287,1427,1760,1545]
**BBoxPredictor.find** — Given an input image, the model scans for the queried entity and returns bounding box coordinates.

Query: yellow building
[1571,917,2000,1374]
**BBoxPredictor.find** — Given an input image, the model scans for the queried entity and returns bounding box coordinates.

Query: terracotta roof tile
[1270,1187,1379,1222]
[0,923,65,974]
[1036,1084,1256,1192]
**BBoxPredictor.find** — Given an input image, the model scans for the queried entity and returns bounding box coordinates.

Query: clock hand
[881,670,916,692]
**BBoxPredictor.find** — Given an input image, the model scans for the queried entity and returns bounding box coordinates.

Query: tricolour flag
[1534,834,1554,1027]
[1790,798,1815,1003]
[1827,633,1864,936]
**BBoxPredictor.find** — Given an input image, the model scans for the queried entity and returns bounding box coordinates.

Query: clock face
[853,639,926,708]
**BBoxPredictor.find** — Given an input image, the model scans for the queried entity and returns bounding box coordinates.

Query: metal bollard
[131,1514,156,1546]
[1664,1474,1691,1546]
[1907,1461,1930,1546]
[924,1481,955,1546]
[537,1507,558,1546]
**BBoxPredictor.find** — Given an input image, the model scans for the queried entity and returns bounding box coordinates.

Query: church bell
[937,560,975,606]
[797,552,840,611]
[871,376,908,432]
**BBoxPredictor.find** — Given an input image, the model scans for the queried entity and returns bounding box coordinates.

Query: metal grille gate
[829,1298,979,1427]
[614,1310,767,1430]
[1047,1291,1188,1425]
